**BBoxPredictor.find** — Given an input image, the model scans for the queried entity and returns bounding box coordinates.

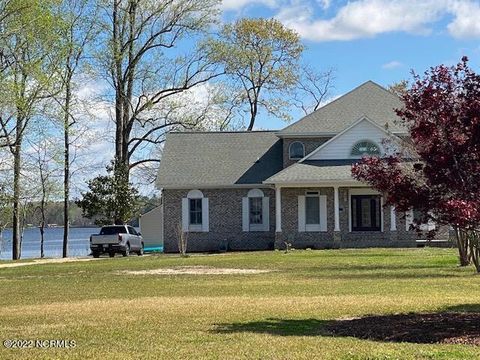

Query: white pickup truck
[90,225,144,258]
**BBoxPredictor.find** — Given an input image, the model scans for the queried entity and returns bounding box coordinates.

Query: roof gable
[303,116,399,161]
[278,81,405,135]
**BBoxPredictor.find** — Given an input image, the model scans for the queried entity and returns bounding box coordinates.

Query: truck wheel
[138,243,144,256]
[109,252,115,258]
[123,243,130,257]
[92,252,100,258]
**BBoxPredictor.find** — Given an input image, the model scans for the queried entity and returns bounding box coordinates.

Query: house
[155,81,448,253]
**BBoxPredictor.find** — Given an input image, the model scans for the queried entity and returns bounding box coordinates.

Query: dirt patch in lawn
[119,266,272,275]
[325,312,480,345]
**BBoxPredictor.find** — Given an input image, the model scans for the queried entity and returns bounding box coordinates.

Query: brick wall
[163,188,275,253]
[163,186,452,253]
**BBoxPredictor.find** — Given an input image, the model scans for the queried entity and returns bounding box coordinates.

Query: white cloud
[382,60,403,69]
[447,1,480,39]
[276,0,480,42]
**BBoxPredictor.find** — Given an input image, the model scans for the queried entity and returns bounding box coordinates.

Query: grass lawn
[1,248,480,359]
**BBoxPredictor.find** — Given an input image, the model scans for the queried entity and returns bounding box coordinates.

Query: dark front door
[351,195,381,231]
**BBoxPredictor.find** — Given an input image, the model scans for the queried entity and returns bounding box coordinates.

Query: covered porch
[264,163,412,249]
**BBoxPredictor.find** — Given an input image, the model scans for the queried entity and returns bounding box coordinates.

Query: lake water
[0,227,100,260]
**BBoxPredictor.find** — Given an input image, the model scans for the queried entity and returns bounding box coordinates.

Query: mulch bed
[325,312,480,345]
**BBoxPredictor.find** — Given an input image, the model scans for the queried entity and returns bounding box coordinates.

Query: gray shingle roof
[156,131,283,188]
[278,81,405,135]
[264,162,358,184]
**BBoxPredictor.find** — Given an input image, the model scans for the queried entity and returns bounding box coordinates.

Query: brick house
[155,81,446,252]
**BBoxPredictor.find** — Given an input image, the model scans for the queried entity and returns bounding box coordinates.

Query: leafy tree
[0,0,63,259]
[352,57,480,272]
[207,18,304,130]
[76,162,141,226]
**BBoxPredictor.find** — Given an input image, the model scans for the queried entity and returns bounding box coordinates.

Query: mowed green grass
[1,248,480,359]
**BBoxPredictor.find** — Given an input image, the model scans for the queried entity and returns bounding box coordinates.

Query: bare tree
[54,0,98,258]
[96,0,222,189]
[294,66,335,115]
[25,133,61,258]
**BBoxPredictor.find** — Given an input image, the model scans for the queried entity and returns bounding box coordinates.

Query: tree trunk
[39,221,45,259]
[12,120,23,260]
[63,74,72,258]
[455,227,470,266]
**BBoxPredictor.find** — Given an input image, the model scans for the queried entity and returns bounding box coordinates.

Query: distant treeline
[22,196,160,228]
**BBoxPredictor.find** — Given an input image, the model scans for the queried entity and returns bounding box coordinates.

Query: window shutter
[298,196,305,232]
[262,197,270,231]
[320,195,327,231]
[242,197,249,232]
[181,198,189,232]
[202,198,209,232]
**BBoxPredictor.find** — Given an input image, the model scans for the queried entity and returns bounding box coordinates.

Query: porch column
[275,186,282,232]
[334,186,340,232]
[390,205,397,231]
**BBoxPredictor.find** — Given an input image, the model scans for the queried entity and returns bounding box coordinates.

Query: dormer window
[289,141,305,160]
[351,140,380,157]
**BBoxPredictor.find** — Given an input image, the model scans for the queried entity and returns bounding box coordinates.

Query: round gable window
[351,140,380,157]
[289,141,305,160]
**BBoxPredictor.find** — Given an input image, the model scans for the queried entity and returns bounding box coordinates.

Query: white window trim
[298,191,327,232]
[182,190,209,232]
[289,141,305,160]
[242,189,270,232]
[350,139,381,158]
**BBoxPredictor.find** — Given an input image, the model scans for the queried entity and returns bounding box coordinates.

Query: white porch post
[334,186,340,232]
[275,186,282,232]
[390,205,397,231]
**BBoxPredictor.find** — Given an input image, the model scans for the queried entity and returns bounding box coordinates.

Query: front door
[351,195,381,231]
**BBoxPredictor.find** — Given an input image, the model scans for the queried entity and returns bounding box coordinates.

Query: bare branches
[294,66,335,115]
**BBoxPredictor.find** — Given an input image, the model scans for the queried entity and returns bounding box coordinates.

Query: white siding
[308,118,396,160]
[139,205,164,247]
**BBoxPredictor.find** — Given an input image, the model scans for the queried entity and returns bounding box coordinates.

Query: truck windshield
[100,226,125,235]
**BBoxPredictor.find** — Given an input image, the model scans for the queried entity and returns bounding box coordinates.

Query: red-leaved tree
[352,57,480,272]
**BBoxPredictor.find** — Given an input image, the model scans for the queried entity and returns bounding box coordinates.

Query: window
[189,198,202,225]
[289,141,305,159]
[351,140,380,157]
[182,190,208,232]
[299,191,327,232]
[243,189,269,232]
[306,195,320,225]
[127,226,138,235]
[351,195,381,231]
[249,197,263,225]
[406,209,435,231]
[100,226,125,235]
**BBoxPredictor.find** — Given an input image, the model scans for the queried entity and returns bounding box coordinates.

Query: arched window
[243,189,269,231]
[182,190,208,232]
[351,140,381,157]
[289,141,305,160]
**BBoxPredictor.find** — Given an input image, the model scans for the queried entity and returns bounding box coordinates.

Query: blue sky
[220,0,480,129]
